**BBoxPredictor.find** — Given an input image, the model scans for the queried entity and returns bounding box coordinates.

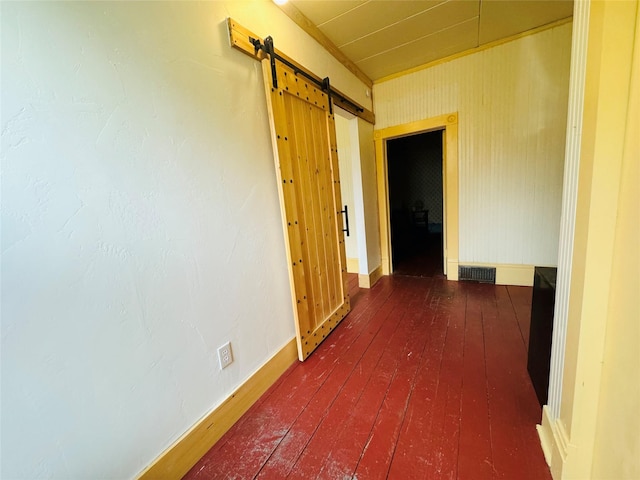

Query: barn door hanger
[249,35,333,113]
[248,35,364,116]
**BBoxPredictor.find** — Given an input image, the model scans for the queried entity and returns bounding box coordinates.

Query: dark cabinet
[527,267,557,407]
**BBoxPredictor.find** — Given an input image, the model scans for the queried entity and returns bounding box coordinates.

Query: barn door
[262,59,351,361]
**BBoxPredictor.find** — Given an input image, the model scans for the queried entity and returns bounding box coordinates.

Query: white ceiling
[288,0,574,80]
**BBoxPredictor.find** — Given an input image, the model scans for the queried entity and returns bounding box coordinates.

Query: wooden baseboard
[381,257,391,276]
[495,264,535,286]
[137,338,298,480]
[358,273,371,288]
[447,260,459,281]
[358,264,383,289]
[346,257,359,274]
[459,262,536,286]
[370,265,383,287]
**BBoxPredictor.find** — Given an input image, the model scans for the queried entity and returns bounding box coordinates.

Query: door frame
[374,113,459,280]
[334,108,365,276]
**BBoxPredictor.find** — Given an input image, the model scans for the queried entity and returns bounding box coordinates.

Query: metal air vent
[458,266,496,284]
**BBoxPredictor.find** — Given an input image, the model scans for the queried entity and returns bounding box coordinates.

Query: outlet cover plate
[217,342,233,369]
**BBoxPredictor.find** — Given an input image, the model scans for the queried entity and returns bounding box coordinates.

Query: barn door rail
[248,35,364,116]
[227,18,375,124]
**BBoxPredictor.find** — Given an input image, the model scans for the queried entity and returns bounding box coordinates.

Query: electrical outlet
[217,342,233,369]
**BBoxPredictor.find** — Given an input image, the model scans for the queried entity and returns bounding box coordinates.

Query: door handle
[340,205,350,237]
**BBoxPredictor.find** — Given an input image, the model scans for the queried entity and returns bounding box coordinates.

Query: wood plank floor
[185,274,550,479]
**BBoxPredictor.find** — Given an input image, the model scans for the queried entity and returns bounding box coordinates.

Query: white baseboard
[537,405,570,479]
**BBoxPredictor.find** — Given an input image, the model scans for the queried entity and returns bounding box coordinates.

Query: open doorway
[387,130,444,277]
[375,113,459,280]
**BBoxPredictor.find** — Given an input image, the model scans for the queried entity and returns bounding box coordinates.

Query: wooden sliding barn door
[262,59,351,361]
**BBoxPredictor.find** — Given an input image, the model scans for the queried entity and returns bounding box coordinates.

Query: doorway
[374,113,459,280]
[387,131,444,277]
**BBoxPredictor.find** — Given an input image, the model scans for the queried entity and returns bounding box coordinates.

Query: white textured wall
[335,113,359,262]
[374,23,572,265]
[0,1,370,478]
[357,119,382,273]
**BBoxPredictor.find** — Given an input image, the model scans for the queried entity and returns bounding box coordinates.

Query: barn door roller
[249,35,364,116]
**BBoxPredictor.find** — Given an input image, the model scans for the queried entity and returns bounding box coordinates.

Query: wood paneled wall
[374,23,572,266]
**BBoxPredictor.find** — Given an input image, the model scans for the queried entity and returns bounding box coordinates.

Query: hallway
[185,275,550,479]
[392,232,444,278]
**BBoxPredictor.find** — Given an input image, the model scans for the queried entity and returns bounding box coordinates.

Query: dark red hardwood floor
[185,274,550,479]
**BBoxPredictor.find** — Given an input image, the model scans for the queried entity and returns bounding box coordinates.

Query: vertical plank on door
[263,60,350,360]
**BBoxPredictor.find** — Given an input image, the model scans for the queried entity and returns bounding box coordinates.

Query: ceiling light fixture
[273,0,288,5]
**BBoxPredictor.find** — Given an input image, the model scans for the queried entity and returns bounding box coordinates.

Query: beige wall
[373,23,572,267]
[540,1,640,478]
[591,27,639,473]
[590,1,640,477]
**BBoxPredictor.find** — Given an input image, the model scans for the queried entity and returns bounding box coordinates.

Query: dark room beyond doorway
[388,130,444,277]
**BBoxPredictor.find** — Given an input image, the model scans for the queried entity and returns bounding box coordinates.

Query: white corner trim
[548,0,590,420]
[538,405,571,479]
